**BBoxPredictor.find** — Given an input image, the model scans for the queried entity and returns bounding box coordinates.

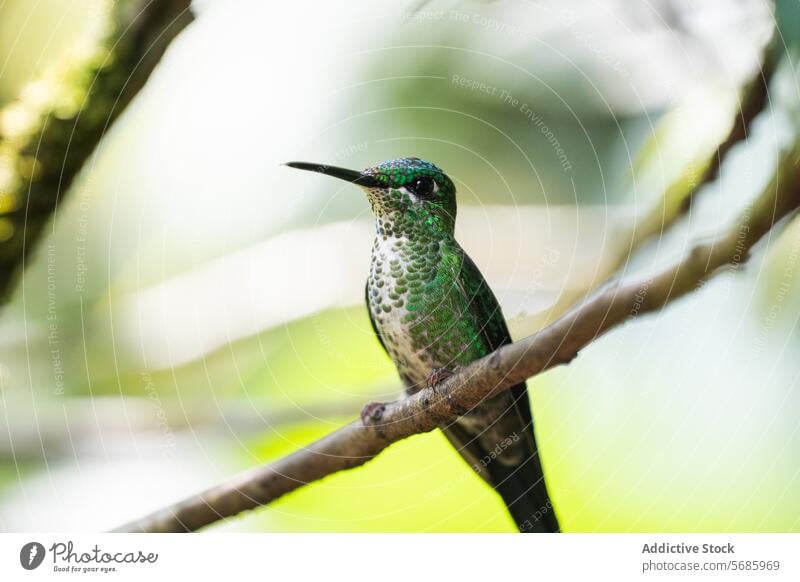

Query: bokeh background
[1,0,799,532]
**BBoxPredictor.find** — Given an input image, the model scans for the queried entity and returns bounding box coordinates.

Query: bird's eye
[409,177,436,198]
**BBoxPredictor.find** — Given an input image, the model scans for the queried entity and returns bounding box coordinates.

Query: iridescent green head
[286,157,457,235]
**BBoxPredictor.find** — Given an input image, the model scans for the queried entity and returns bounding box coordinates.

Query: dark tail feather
[442,420,560,533]
[491,453,560,533]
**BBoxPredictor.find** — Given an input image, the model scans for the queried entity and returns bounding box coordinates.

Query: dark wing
[443,246,558,532]
[452,250,534,444]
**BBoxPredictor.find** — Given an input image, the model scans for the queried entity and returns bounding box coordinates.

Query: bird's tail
[442,423,559,533]
[490,450,559,533]
[442,382,559,533]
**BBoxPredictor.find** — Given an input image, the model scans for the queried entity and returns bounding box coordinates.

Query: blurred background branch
[117,136,800,532]
[0,0,193,303]
[537,36,780,327]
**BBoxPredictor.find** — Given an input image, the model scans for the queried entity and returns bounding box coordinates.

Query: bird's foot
[426,366,458,390]
[424,367,467,416]
[360,402,387,426]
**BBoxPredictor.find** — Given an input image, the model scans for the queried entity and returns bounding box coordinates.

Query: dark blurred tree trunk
[0,0,193,304]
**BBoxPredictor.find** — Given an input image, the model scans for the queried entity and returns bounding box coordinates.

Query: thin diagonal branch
[537,40,778,327]
[115,142,800,534]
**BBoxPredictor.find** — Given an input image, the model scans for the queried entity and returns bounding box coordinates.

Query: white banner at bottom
[0,533,797,581]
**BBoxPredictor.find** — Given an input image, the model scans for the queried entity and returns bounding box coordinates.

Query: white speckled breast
[367,233,439,391]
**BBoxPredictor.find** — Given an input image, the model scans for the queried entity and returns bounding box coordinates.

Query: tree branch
[115,142,800,533]
[0,0,193,303]
[682,42,779,213]
[537,40,778,327]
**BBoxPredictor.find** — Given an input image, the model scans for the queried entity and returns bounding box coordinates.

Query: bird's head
[286,157,457,236]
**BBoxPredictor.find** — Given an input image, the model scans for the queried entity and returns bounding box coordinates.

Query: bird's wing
[440,244,557,532]
[447,246,535,443]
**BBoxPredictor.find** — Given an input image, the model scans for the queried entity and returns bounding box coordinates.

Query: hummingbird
[286,157,559,532]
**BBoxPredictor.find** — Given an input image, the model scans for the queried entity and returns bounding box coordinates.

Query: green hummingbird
[287,157,558,532]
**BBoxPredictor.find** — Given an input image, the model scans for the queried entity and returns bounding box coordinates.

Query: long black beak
[285,161,381,188]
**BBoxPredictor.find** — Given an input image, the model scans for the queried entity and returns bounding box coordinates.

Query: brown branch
[115,142,800,533]
[0,0,193,304]
[682,44,779,213]
[635,37,778,246]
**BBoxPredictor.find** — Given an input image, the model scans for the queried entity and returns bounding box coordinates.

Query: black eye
[410,177,435,198]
